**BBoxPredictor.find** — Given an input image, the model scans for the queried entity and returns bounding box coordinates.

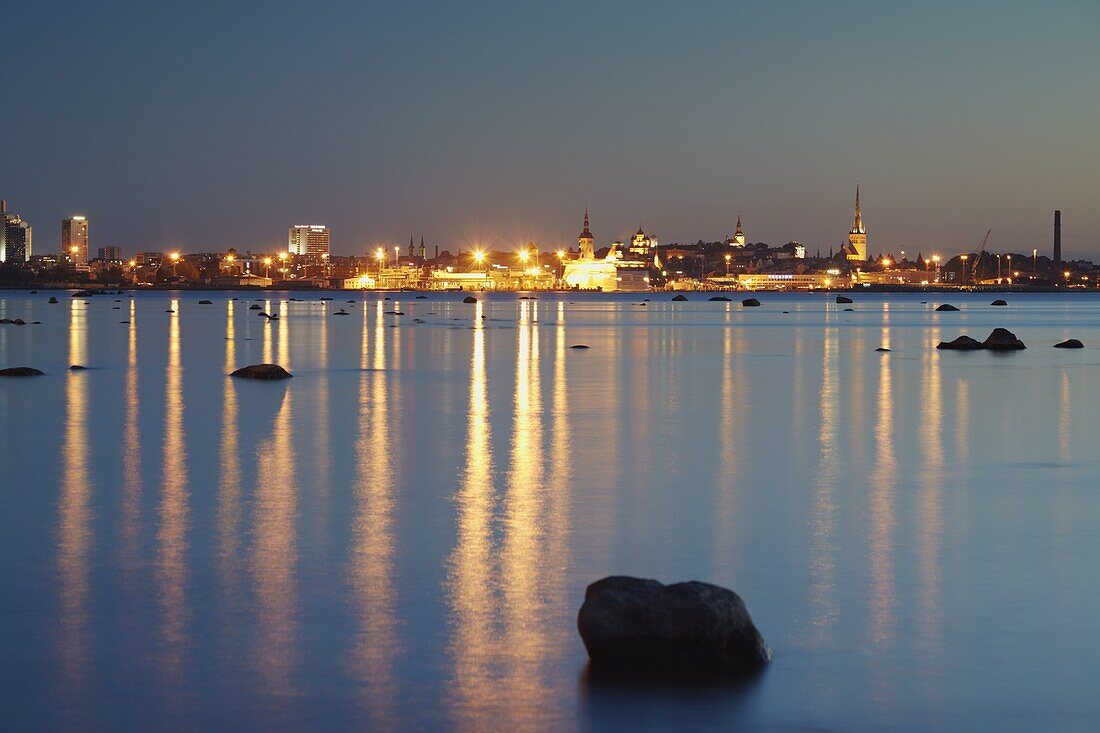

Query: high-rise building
[62,216,89,263]
[288,225,330,258]
[845,185,867,261]
[97,246,122,261]
[0,200,33,263]
[578,207,595,259]
[1053,210,1062,284]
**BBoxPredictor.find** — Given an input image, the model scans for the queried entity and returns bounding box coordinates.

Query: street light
[473,250,486,272]
[263,257,272,278]
[724,253,732,276]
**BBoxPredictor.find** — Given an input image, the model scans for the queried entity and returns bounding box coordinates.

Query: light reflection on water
[3,291,1100,731]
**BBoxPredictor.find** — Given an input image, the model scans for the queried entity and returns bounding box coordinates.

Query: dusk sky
[3,0,1098,257]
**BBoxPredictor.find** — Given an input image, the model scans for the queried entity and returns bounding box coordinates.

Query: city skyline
[2,2,1098,256]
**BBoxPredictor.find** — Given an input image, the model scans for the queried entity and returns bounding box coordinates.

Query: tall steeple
[852,184,864,234]
[578,205,595,259]
[735,215,743,235]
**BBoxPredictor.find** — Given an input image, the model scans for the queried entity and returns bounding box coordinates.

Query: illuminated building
[62,215,89,263]
[738,272,836,290]
[577,207,595,259]
[0,200,32,263]
[844,185,866,261]
[729,215,746,247]
[288,224,330,259]
[627,227,658,258]
[561,208,650,291]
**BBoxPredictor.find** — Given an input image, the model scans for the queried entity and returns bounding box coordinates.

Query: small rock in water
[577,576,771,676]
[836,295,853,304]
[671,294,688,301]
[742,298,761,307]
[570,344,590,349]
[416,295,428,299]
[69,364,87,370]
[937,335,984,350]
[0,367,45,377]
[48,297,59,304]
[462,296,478,303]
[876,347,891,352]
[1053,339,1084,349]
[230,363,292,380]
[843,308,854,312]
[709,296,731,302]
[333,310,350,316]
[165,309,174,313]
[983,328,1026,350]
[935,303,960,312]
[249,304,262,310]
[198,299,213,305]
[991,299,1008,306]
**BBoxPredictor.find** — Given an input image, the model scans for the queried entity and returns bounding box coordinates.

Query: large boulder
[937,335,984,350]
[1054,339,1084,349]
[577,576,771,675]
[935,304,960,312]
[462,296,478,304]
[0,367,45,377]
[671,294,688,301]
[742,298,761,307]
[983,328,1026,350]
[836,295,853,304]
[230,363,293,380]
[991,299,1008,306]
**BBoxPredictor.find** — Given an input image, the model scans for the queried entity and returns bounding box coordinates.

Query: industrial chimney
[1,199,6,214]
[1054,210,1062,285]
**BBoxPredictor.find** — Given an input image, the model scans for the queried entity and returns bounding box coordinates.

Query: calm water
[2,290,1100,732]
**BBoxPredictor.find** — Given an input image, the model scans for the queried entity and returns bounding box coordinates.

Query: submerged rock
[671,294,688,301]
[0,367,45,377]
[48,297,59,304]
[462,296,478,303]
[198,299,213,305]
[249,304,262,310]
[708,296,731,302]
[577,576,771,675]
[333,310,350,316]
[1054,339,1084,349]
[876,347,891,352]
[983,328,1026,350]
[416,295,428,299]
[836,295,853,304]
[935,304,960,312]
[991,299,1008,306]
[742,298,761,307]
[570,344,590,349]
[69,364,87,370]
[937,335,984,350]
[230,363,292,380]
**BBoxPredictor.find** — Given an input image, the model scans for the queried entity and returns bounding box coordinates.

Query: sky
[2,0,1099,258]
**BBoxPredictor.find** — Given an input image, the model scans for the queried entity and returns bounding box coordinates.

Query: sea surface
[2,289,1099,732]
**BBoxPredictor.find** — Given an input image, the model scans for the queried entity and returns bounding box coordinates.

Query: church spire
[852,184,864,234]
[735,214,743,235]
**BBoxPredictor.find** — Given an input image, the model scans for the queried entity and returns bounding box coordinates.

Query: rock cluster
[937,328,1025,350]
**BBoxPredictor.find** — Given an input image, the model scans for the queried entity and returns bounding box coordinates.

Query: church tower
[846,185,867,261]
[578,206,595,259]
[730,215,746,247]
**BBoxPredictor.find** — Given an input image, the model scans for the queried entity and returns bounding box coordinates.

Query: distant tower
[846,185,867,261]
[1053,210,1062,284]
[408,236,414,258]
[578,206,595,259]
[730,215,746,247]
[419,236,426,261]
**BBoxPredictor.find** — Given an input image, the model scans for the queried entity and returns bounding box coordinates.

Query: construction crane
[966,229,991,283]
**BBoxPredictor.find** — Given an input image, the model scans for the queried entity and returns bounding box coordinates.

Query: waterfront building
[288,224,330,259]
[729,216,746,247]
[135,251,164,268]
[0,200,32,263]
[843,186,867,261]
[738,272,837,290]
[62,216,89,263]
[562,208,650,291]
